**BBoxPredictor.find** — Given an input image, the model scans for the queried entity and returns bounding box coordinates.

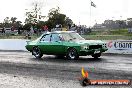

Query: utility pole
[89,0,92,28]
[89,0,96,28]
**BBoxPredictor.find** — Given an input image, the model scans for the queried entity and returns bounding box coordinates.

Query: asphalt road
[0,51,132,88]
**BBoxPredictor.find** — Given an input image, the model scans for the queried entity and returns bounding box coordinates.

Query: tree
[4,17,10,23]
[3,17,12,28]
[24,1,45,34]
[15,21,23,34]
[11,17,17,24]
[127,18,132,28]
[103,19,127,29]
[47,7,66,30]
[25,1,43,24]
[23,23,31,31]
[65,17,73,29]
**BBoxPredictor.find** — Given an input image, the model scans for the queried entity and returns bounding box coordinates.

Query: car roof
[53,31,75,33]
[44,31,76,34]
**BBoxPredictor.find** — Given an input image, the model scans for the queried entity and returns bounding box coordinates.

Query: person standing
[2,27,5,33]
[43,25,48,32]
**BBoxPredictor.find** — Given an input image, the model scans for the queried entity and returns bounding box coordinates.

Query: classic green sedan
[25,31,108,60]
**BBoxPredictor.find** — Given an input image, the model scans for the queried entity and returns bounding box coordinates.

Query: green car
[25,31,108,60]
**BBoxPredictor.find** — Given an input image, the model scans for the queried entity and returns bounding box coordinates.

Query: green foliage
[83,28,132,40]
[82,35,132,40]
[47,7,66,29]
[23,23,31,31]
[11,17,17,23]
[47,7,73,29]
[89,29,130,35]
[24,6,73,31]
[0,17,22,28]
[109,29,128,35]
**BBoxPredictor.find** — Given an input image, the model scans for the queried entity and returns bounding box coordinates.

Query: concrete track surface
[0,51,131,88]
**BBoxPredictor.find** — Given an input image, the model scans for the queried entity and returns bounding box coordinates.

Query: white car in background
[5,28,18,35]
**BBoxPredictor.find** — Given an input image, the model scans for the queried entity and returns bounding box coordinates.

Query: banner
[106,40,132,54]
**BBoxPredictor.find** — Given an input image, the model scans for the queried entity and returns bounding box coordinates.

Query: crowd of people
[0,24,91,39]
[51,24,91,35]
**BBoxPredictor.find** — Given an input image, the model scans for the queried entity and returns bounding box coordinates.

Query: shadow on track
[30,55,106,64]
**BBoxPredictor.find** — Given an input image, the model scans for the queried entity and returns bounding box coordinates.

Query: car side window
[62,33,72,41]
[51,34,60,42]
[40,34,51,42]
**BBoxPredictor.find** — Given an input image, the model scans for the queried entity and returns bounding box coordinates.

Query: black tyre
[32,47,43,59]
[92,53,101,59]
[66,48,79,60]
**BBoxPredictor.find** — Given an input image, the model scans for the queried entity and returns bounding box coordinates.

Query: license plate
[94,51,100,54]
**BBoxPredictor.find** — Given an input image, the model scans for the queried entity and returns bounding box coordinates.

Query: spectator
[2,27,5,33]
[43,25,48,32]
[11,26,15,31]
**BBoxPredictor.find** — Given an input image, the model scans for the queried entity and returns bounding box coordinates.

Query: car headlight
[81,45,89,50]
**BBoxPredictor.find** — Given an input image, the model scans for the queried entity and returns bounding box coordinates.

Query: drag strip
[0,51,131,88]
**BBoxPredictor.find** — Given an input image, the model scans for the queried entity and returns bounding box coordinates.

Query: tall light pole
[89,0,92,28]
[89,0,96,28]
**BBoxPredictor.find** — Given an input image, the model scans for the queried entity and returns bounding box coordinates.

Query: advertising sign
[106,40,132,54]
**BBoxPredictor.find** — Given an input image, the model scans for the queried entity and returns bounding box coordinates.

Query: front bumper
[79,48,108,56]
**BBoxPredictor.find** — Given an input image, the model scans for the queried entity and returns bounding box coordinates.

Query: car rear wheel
[32,47,43,59]
[92,53,101,59]
[66,48,79,60]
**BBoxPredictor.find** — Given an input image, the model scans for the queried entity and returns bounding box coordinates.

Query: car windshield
[61,32,85,41]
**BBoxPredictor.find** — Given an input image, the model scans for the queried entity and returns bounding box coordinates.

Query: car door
[38,34,51,54]
[50,33,65,55]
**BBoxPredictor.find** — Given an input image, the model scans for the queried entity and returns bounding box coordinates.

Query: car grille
[89,45,102,49]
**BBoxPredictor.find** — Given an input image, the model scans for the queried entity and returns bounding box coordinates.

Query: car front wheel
[32,47,43,59]
[66,48,79,60]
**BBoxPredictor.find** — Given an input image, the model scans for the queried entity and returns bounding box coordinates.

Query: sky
[0,0,131,27]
